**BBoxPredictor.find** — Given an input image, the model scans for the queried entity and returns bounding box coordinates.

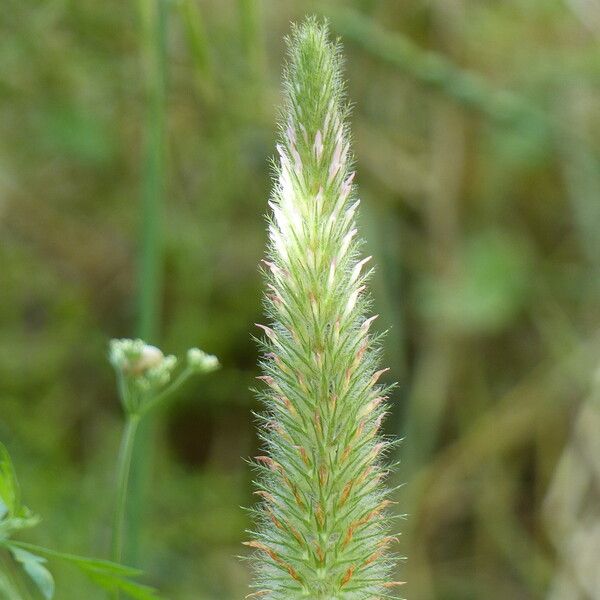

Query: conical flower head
[249,18,399,599]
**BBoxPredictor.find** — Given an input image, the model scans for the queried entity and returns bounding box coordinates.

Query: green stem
[139,368,193,417]
[127,0,169,566]
[328,7,549,131]
[137,0,167,341]
[111,415,140,584]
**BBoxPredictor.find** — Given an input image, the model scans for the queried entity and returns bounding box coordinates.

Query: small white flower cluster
[109,338,177,392]
[187,347,220,373]
[109,338,219,415]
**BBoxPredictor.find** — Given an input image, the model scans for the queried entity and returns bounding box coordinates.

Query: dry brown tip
[355,341,368,363]
[319,463,328,486]
[297,445,310,466]
[254,456,281,472]
[289,525,304,545]
[371,368,390,385]
[340,565,355,588]
[254,490,277,504]
[330,393,338,409]
[283,396,298,416]
[256,375,277,388]
[354,419,366,441]
[291,483,306,509]
[356,465,373,485]
[255,323,276,340]
[341,525,355,549]
[245,590,269,598]
[338,479,355,508]
[315,350,323,366]
[315,503,325,529]
[364,548,384,566]
[287,565,303,583]
[378,535,400,548]
[297,372,307,391]
[341,444,352,463]
[358,499,394,526]
[314,411,323,435]
[267,508,283,530]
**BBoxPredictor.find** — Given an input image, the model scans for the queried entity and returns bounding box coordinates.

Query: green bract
[248,18,400,599]
[0,444,39,544]
[187,347,220,373]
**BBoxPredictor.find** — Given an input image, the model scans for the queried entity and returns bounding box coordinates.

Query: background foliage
[1,0,600,598]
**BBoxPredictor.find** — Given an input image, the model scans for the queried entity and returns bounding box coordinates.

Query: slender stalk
[127,0,169,566]
[328,7,548,131]
[137,0,167,341]
[237,0,265,82]
[139,368,193,417]
[178,0,216,103]
[111,415,140,580]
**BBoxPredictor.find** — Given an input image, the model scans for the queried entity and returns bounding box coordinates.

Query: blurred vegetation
[1,0,600,598]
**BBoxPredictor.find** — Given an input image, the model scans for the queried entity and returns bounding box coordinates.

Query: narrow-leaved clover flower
[248,18,401,599]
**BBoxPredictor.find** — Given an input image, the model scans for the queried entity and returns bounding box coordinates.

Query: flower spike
[248,17,399,599]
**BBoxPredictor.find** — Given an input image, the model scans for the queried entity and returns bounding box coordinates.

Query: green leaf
[84,571,161,600]
[0,511,41,541]
[16,546,142,578]
[0,445,39,541]
[9,547,54,600]
[0,443,19,517]
[8,542,162,600]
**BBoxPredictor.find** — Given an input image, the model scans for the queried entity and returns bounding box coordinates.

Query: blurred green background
[2,0,600,598]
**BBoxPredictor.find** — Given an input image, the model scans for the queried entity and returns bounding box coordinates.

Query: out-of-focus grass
[1,0,600,598]
[126,0,168,569]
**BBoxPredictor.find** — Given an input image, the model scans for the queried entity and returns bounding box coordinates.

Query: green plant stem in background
[237,0,265,85]
[328,7,549,132]
[139,367,193,416]
[127,0,169,567]
[111,415,140,572]
[178,0,216,103]
[137,0,167,340]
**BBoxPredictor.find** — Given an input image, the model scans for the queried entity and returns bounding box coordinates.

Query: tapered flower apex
[248,17,398,599]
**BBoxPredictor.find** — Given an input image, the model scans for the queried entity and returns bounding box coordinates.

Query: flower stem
[138,367,193,417]
[111,414,140,588]
[127,0,169,566]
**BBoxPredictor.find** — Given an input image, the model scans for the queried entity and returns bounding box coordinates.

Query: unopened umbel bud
[187,348,220,373]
